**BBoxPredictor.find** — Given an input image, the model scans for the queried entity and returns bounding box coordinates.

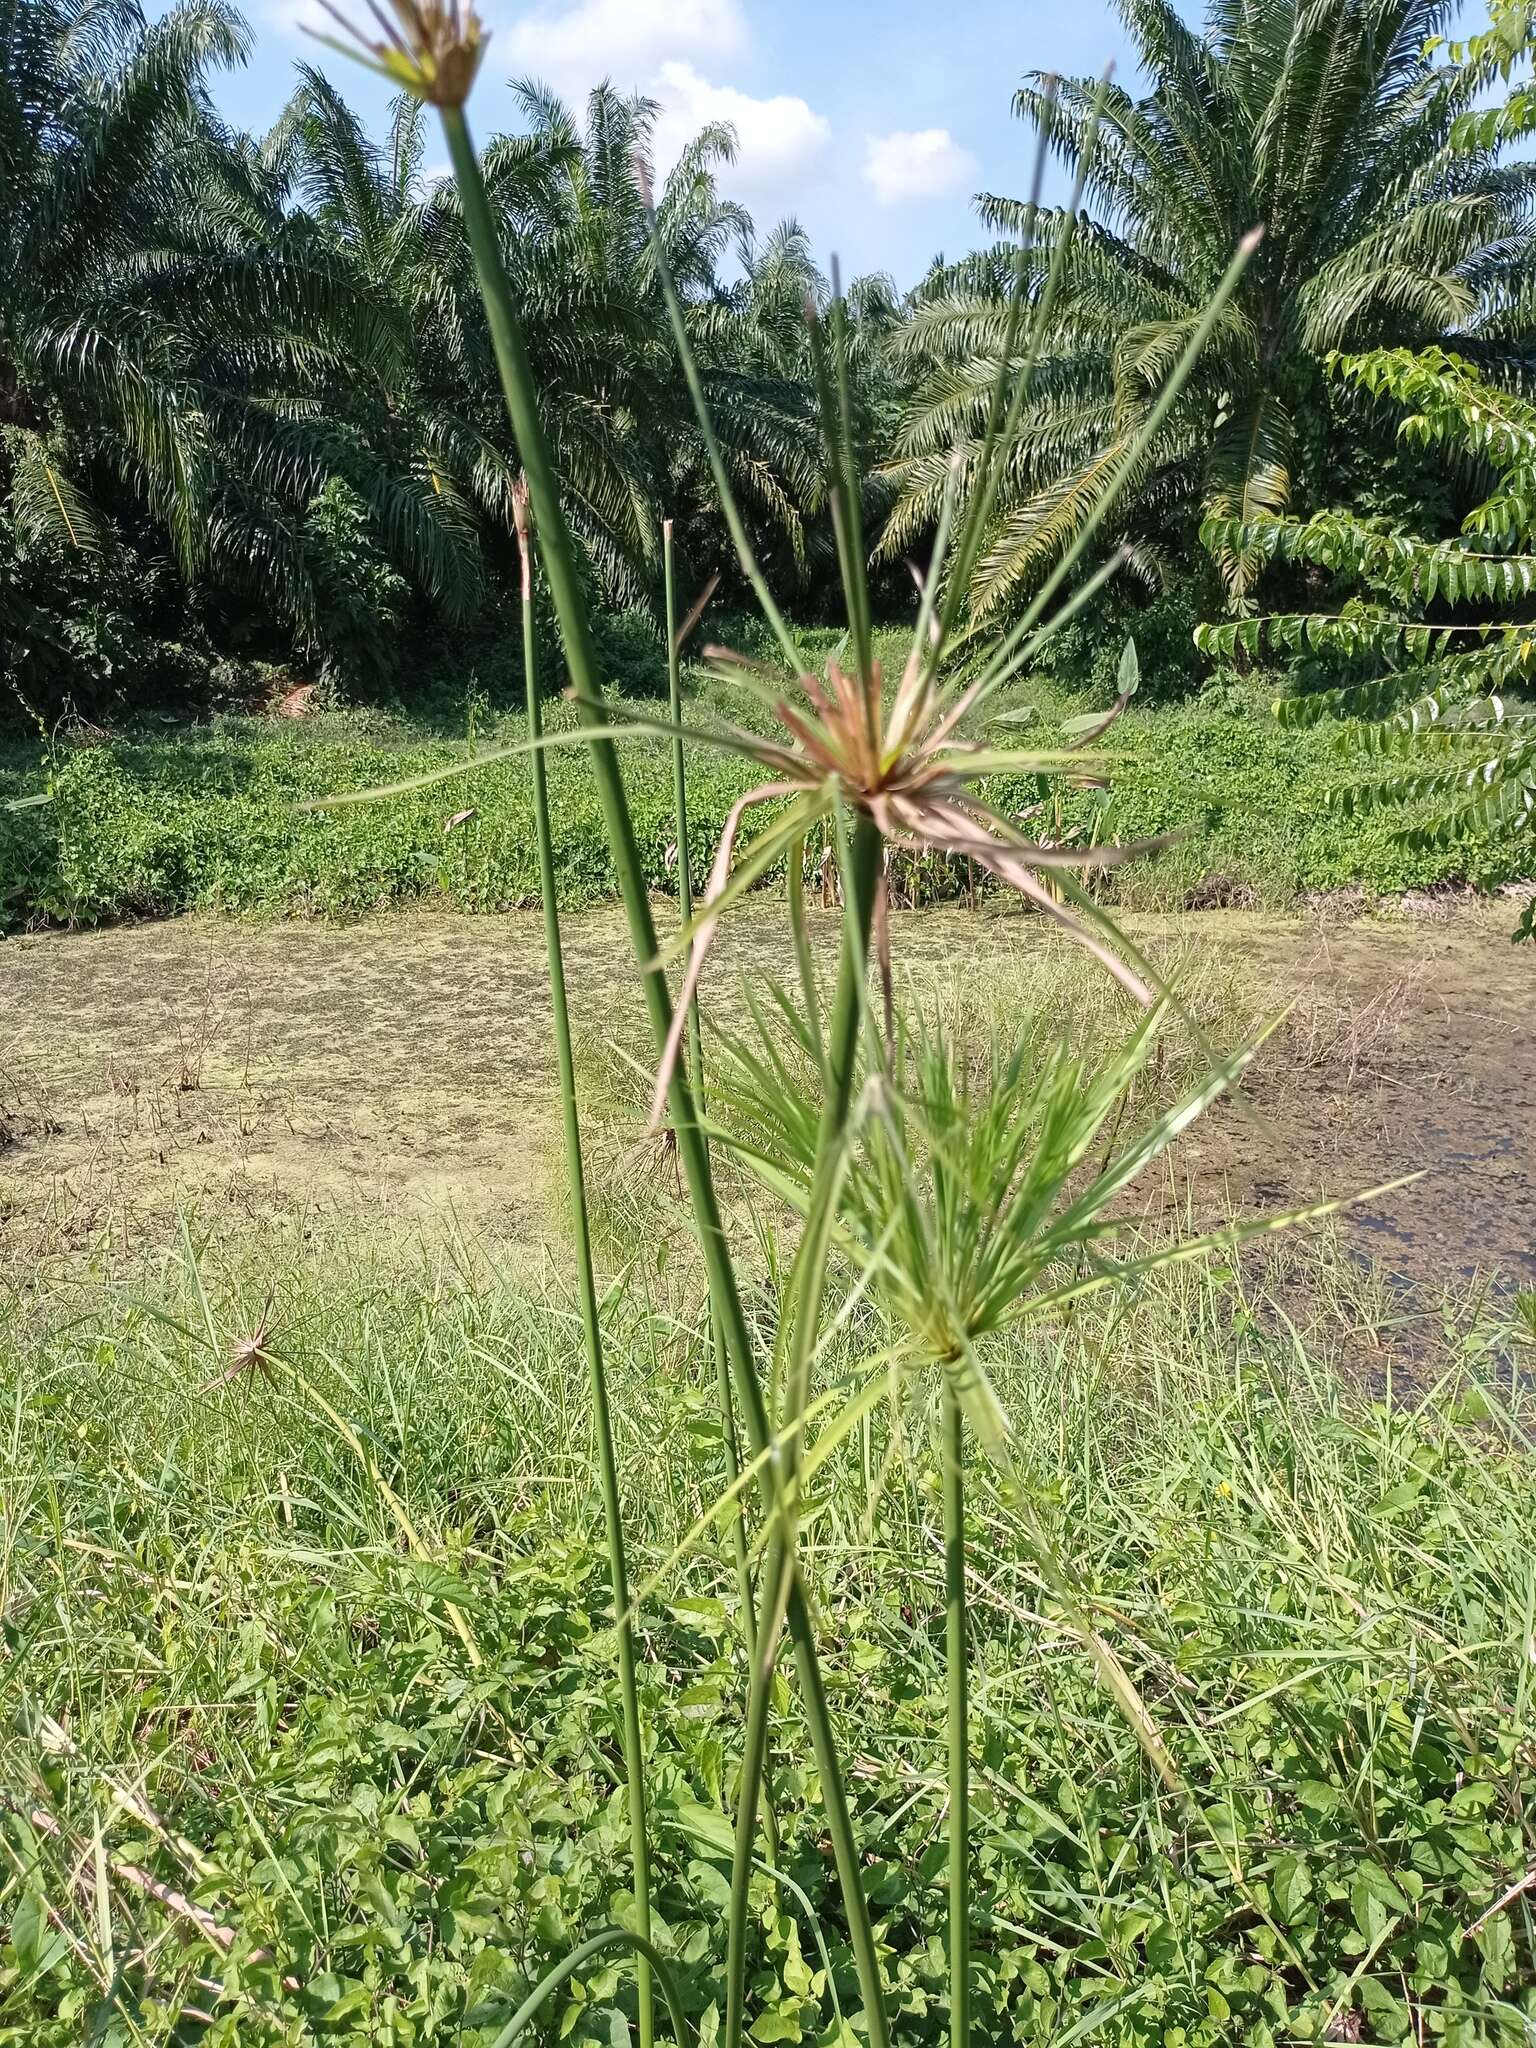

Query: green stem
[486,1928,688,2048]
[442,107,886,2048]
[785,832,824,1078]
[443,102,744,1404]
[725,814,882,2048]
[664,519,763,1700]
[942,1378,969,2048]
[780,811,881,1464]
[523,544,653,2048]
[712,1325,756,1649]
[663,521,699,1050]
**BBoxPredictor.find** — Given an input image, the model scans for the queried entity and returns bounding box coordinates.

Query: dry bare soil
[1,900,1531,1288]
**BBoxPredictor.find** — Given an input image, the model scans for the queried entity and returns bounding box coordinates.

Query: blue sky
[204,0,1497,285]
[202,0,1149,284]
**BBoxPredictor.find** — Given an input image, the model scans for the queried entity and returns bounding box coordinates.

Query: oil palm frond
[884,0,1536,613]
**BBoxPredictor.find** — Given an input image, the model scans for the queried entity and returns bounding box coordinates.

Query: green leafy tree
[270,71,909,619]
[1196,346,1536,933]
[1440,0,1536,149]
[881,0,1536,617]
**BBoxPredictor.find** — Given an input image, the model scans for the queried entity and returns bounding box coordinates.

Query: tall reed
[941,1380,969,2048]
[663,517,756,1680]
[514,485,653,2048]
[720,807,881,2048]
[435,87,895,2048]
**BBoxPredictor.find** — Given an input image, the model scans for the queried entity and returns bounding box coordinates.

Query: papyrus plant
[308,8,1266,2042]
[631,149,1264,2048]
[311,9,897,2035]
[709,983,1405,2048]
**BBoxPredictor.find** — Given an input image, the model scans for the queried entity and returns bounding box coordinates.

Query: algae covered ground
[1,899,1531,1289]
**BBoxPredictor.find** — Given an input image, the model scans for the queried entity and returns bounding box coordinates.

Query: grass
[1,937,1532,2046]
[3,904,1533,2045]
[2,1208,1534,2048]
[5,632,1534,933]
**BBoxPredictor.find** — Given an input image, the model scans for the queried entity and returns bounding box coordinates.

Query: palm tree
[262,71,533,598]
[502,81,827,602]
[2,14,840,698]
[881,0,1536,615]
[274,74,832,612]
[1,0,479,682]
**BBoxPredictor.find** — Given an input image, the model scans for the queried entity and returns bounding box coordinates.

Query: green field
[5,630,1533,933]
[4,1211,1534,2048]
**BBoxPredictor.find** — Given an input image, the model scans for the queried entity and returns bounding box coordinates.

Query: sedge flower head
[309,0,486,106]
[648,627,1152,1122]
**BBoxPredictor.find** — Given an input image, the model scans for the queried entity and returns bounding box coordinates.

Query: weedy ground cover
[6,656,1535,932]
[1,1217,1533,2046]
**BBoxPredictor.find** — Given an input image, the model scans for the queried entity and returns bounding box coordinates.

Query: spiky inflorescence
[309,0,485,105]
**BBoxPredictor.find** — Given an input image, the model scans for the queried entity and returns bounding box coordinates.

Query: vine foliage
[1195,349,1536,935]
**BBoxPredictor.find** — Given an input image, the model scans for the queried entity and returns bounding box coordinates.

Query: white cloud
[496,0,831,201]
[861,127,977,208]
[499,0,745,98]
[263,0,329,36]
[268,0,831,209]
[650,61,830,196]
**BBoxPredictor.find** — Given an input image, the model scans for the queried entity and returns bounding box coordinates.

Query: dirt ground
[1,899,1532,1289]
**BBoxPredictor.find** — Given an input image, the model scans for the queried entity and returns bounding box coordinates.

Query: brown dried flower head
[310,0,486,107]
[647,629,1153,1123]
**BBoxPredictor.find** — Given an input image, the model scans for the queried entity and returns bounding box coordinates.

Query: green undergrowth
[2,1217,1533,2046]
[4,629,1532,929]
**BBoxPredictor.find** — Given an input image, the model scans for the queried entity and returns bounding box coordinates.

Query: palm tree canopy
[490,79,826,603]
[1,0,486,660]
[882,0,1536,616]
[2,18,846,697]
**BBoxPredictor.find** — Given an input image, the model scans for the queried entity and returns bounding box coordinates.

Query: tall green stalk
[724,814,881,2048]
[518,504,654,2048]
[664,518,756,1675]
[441,105,889,2048]
[941,1381,969,2048]
[662,521,697,1060]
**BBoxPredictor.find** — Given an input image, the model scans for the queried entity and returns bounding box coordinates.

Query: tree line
[3,0,1534,718]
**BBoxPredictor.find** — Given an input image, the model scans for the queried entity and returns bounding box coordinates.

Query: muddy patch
[1,902,1531,1288]
[1160,914,1535,1288]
